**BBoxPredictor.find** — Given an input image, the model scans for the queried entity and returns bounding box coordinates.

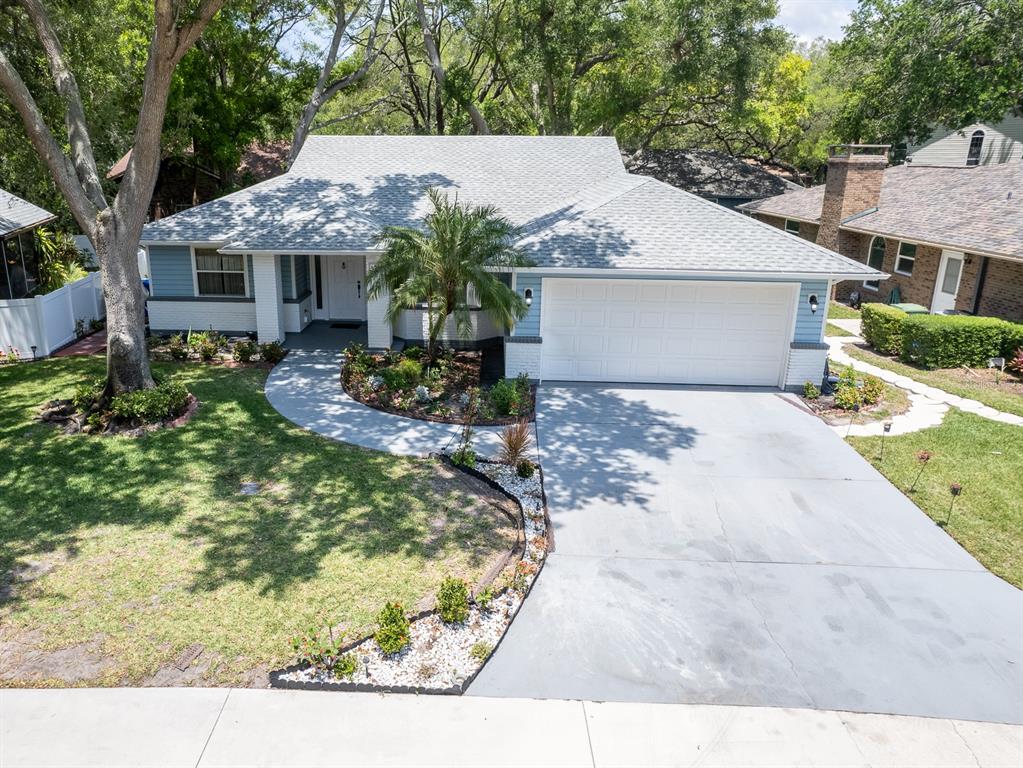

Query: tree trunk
[94,217,155,397]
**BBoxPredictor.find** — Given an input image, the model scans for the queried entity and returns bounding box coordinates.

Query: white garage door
[540,278,797,386]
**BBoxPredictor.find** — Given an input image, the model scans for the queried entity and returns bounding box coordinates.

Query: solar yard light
[989,357,1005,385]
[879,421,892,462]
[945,483,963,526]
[808,294,819,314]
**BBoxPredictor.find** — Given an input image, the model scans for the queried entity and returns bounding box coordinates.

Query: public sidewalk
[2,688,1020,767]
[827,336,1023,437]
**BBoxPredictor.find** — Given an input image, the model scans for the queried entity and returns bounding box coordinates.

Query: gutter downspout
[971,256,990,315]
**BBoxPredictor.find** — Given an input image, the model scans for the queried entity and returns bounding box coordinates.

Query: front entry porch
[283,320,368,352]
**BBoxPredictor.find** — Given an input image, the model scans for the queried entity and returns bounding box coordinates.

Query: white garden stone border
[271,458,549,694]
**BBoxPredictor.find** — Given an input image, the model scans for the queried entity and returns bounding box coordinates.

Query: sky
[776,0,858,43]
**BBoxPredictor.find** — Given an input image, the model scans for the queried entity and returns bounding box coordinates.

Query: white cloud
[776,0,857,43]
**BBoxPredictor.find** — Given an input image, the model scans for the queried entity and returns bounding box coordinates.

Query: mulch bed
[38,394,200,437]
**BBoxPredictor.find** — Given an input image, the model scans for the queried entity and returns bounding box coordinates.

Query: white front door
[328,255,366,320]
[931,250,965,314]
[540,278,796,386]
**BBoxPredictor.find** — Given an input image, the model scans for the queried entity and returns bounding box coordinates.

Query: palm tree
[367,188,533,358]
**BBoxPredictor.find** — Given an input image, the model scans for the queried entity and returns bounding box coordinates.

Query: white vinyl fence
[0,271,105,358]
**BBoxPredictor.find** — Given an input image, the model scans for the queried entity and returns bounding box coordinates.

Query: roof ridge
[517,173,652,243]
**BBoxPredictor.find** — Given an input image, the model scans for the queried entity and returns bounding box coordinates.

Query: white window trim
[863,236,886,291]
[893,241,916,277]
[784,219,801,235]
[191,245,249,298]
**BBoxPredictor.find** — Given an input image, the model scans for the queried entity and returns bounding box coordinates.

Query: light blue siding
[513,273,542,336]
[510,272,828,343]
[149,245,194,297]
[295,254,310,296]
[794,280,828,343]
[279,255,293,299]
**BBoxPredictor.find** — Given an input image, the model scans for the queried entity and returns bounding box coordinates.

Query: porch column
[365,253,392,349]
[251,252,285,342]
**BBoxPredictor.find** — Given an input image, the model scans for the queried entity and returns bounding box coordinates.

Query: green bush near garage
[901,314,1023,369]
[860,304,907,355]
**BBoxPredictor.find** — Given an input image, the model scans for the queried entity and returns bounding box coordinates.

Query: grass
[848,410,1023,588]
[845,344,1023,418]
[825,322,854,337]
[0,358,515,687]
[828,301,861,320]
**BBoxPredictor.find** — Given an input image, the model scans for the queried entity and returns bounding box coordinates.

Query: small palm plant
[367,188,533,359]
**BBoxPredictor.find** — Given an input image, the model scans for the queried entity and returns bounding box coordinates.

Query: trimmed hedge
[861,303,907,355]
[901,314,1023,369]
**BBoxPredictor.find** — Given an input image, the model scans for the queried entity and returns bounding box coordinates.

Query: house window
[864,236,886,290]
[966,130,984,166]
[195,249,245,296]
[784,219,801,235]
[894,242,916,276]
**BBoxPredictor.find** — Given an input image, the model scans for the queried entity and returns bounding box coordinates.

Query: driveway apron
[468,384,1023,724]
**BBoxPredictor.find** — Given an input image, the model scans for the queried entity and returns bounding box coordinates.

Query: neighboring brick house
[739,145,1023,322]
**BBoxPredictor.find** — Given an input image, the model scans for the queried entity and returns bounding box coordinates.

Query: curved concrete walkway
[265,350,513,457]
[827,336,1023,436]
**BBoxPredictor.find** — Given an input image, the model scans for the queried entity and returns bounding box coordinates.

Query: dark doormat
[330,322,363,329]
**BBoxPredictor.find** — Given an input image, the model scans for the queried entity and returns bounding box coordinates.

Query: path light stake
[910,450,932,493]
[946,483,962,525]
[988,357,1005,386]
[880,421,892,463]
[846,403,861,438]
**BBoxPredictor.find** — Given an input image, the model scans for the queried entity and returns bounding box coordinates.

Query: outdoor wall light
[808,294,819,314]
[524,288,533,307]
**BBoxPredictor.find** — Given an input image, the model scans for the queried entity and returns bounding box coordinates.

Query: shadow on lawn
[0,358,496,607]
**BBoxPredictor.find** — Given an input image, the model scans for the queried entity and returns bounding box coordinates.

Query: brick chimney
[816,144,889,252]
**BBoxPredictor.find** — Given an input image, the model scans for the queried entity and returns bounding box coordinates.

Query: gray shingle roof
[142,135,882,278]
[0,188,55,237]
[627,148,800,200]
[739,163,1023,259]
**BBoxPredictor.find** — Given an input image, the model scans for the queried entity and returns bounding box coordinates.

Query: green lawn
[825,322,854,337]
[828,301,861,320]
[849,410,1023,588]
[845,344,1023,418]
[0,358,515,687]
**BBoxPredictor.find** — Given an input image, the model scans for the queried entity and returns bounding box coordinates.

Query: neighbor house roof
[142,135,882,279]
[739,163,1023,260]
[626,148,800,200]
[0,188,55,238]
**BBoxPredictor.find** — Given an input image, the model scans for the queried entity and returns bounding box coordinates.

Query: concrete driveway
[468,384,1023,724]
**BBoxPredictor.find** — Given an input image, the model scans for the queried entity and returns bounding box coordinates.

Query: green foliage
[72,378,104,412]
[189,331,222,362]
[259,341,286,365]
[451,445,477,468]
[381,358,422,390]
[374,602,411,655]
[901,315,1021,370]
[34,229,88,294]
[475,586,495,612]
[489,378,524,416]
[861,375,885,406]
[168,334,189,361]
[833,384,862,411]
[436,577,469,624]
[291,627,353,677]
[367,189,532,355]
[803,381,821,400]
[469,641,492,663]
[1009,349,1023,376]
[516,459,536,479]
[232,340,257,363]
[861,304,907,355]
[110,381,189,423]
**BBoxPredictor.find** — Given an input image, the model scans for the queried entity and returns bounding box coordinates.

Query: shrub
[901,314,1010,369]
[1002,324,1023,360]
[195,337,219,362]
[833,384,862,411]
[291,628,356,679]
[861,375,885,405]
[469,641,493,663]
[488,378,521,416]
[381,358,422,390]
[110,381,189,423]
[72,379,103,411]
[516,459,536,479]
[332,652,359,680]
[861,304,907,355]
[233,340,257,363]
[436,577,469,624]
[259,341,287,364]
[802,381,820,400]
[74,318,87,338]
[168,334,189,361]
[498,420,532,465]
[375,602,410,655]
[402,345,424,360]
[475,586,495,612]
[451,445,476,468]
[1009,349,1023,376]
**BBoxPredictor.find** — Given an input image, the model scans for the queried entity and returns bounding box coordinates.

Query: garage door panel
[541,278,794,386]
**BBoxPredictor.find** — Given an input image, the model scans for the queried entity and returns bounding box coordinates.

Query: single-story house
[625,148,801,209]
[739,146,1023,321]
[1,187,56,299]
[140,135,881,389]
